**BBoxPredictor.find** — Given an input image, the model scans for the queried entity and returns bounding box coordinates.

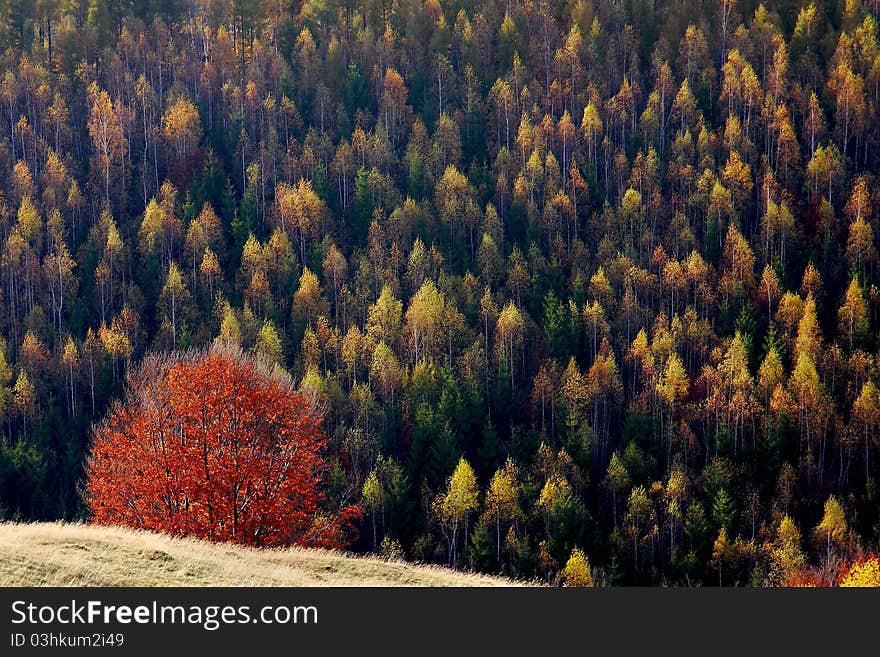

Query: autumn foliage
[838,555,880,587]
[85,346,360,548]
[7,0,880,586]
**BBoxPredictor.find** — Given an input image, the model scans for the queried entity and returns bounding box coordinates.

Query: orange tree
[85,345,360,548]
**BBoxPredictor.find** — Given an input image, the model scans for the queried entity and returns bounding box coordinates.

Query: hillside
[0,523,519,587]
[3,0,880,587]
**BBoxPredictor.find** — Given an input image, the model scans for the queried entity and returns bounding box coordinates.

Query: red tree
[85,345,360,548]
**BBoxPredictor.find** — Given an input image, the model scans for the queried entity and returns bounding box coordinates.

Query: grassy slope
[0,522,520,587]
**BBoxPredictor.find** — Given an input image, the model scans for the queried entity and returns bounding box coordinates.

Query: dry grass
[0,522,521,587]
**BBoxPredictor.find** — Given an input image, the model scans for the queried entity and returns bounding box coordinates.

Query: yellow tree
[245,267,272,319]
[656,353,689,457]
[581,100,603,170]
[0,344,13,427]
[160,262,190,349]
[720,151,753,214]
[12,369,36,437]
[538,473,577,544]
[139,188,183,271]
[758,264,781,324]
[264,228,296,296]
[185,203,223,286]
[557,109,576,178]
[827,60,866,156]
[199,249,221,301]
[185,216,208,285]
[844,176,871,224]
[254,320,283,365]
[627,328,656,404]
[846,216,876,280]
[805,91,826,157]
[437,458,479,567]
[94,210,125,323]
[292,268,328,330]
[806,144,842,201]
[87,84,126,205]
[489,78,514,149]
[852,380,880,481]
[366,285,403,347]
[791,351,822,458]
[560,356,590,437]
[362,469,385,552]
[758,343,784,405]
[435,165,475,256]
[340,325,364,385]
[664,468,687,555]
[322,243,348,324]
[801,262,823,302]
[711,527,732,586]
[604,452,630,527]
[624,485,656,575]
[495,301,524,386]
[532,360,558,436]
[370,341,402,404]
[717,333,758,455]
[839,556,880,587]
[60,336,79,417]
[162,96,202,165]
[217,300,242,345]
[720,224,755,305]
[814,495,848,566]
[274,179,326,263]
[561,547,593,586]
[380,67,412,149]
[794,293,822,363]
[838,277,869,351]
[484,458,520,560]
[98,317,133,382]
[671,78,698,135]
[587,344,623,455]
[42,236,76,334]
[476,233,503,289]
[767,515,806,585]
[760,201,795,269]
[404,280,445,364]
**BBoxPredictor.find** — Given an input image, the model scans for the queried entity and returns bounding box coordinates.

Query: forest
[1,0,880,586]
